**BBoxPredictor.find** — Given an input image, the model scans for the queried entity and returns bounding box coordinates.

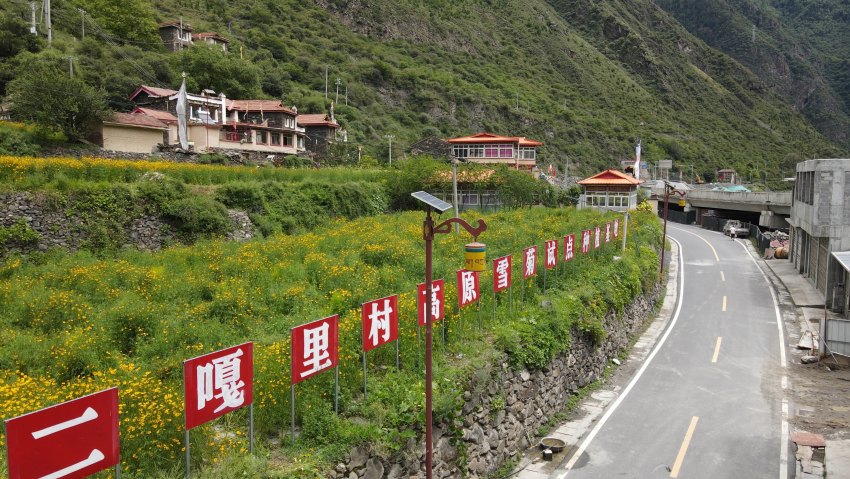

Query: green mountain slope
[0,0,844,179]
[654,0,850,148]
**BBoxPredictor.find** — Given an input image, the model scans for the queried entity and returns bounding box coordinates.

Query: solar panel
[411,191,453,213]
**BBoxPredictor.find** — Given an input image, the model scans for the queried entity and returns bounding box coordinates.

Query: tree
[73,0,160,44]
[176,45,262,99]
[8,54,108,141]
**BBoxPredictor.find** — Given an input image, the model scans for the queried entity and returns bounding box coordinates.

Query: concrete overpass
[651,182,791,228]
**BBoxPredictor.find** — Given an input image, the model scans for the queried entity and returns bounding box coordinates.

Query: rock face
[328,287,661,478]
[0,192,254,256]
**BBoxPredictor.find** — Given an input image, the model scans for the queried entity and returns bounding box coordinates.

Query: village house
[446,132,542,171]
[158,21,193,52]
[297,112,340,156]
[192,32,228,52]
[101,85,307,155]
[578,169,642,211]
[101,112,169,154]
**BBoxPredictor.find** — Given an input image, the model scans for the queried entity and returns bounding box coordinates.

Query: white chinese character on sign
[300,323,331,378]
[606,224,611,242]
[196,348,245,413]
[430,284,442,318]
[614,220,619,237]
[595,228,601,248]
[547,242,556,265]
[495,258,510,290]
[461,271,478,303]
[582,232,590,252]
[566,236,574,259]
[525,249,536,276]
[367,299,393,347]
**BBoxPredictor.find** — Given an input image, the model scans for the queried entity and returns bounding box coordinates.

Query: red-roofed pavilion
[578,169,643,210]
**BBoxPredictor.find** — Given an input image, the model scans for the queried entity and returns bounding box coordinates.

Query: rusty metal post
[423,210,435,479]
[659,185,671,284]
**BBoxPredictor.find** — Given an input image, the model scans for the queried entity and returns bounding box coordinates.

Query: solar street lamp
[411,191,486,479]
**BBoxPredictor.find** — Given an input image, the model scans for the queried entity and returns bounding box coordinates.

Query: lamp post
[412,191,486,479]
[658,181,686,284]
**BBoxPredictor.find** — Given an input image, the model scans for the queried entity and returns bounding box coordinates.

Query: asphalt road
[551,224,788,478]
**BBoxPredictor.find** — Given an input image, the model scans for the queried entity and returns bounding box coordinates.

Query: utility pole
[45,0,52,46]
[384,134,395,165]
[179,17,184,51]
[66,56,74,77]
[324,65,328,99]
[30,2,37,34]
[79,8,85,39]
[335,78,341,105]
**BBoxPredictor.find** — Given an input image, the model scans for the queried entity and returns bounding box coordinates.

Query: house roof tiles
[578,169,642,186]
[446,132,543,147]
[193,32,229,43]
[297,114,339,127]
[132,107,178,124]
[105,112,168,129]
[228,99,295,114]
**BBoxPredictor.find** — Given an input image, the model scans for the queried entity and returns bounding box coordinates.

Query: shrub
[162,195,232,241]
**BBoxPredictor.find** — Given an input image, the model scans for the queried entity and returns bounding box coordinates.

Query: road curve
[551,224,787,479]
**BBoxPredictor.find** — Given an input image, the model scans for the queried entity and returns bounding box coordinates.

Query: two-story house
[125,85,305,154]
[446,132,542,171]
[158,21,193,52]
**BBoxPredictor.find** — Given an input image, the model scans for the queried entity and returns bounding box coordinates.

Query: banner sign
[493,255,512,293]
[545,240,558,269]
[581,230,591,254]
[184,343,254,430]
[564,234,575,261]
[594,226,602,249]
[291,315,339,385]
[362,295,399,352]
[417,279,445,326]
[614,219,620,238]
[523,246,537,278]
[605,223,612,243]
[6,388,120,479]
[457,269,480,308]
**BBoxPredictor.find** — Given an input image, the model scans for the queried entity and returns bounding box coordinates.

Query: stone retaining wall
[1,192,254,255]
[331,286,661,478]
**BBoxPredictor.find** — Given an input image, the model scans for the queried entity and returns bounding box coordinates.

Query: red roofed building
[446,132,542,171]
[297,113,340,156]
[578,169,643,211]
[193,32,229,52]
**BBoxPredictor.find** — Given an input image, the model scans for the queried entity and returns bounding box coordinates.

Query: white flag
[177,77,189,150]
[634,140,641,180]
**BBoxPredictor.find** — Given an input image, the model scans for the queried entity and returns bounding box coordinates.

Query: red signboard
[614,219,620,238]
[184,342,254,430]
[493,255,512,293]
[545,240,558,269]
[362,295,399,352]
[457,269,480,308]
[594,226,602,249]
[417,279,445,326]
[581,229,591,254]
[291,315,339,385]
[564,234,576,261]
[523,246,537,278]
[605,222,612,243]
[6,388,119,479]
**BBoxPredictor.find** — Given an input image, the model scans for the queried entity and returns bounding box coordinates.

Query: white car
[723,220,749,238]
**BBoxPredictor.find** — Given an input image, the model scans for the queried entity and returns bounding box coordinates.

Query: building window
[519,147,536,160]
[283,135,293,147]
[257,130,268,144]
[271,132,281,145]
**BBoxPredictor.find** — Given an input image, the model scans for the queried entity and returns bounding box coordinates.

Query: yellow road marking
[722,296,727,312]
[669,226,720,262]
[720,271,725,282]
[670,416,700,477]
[711,337,722,363]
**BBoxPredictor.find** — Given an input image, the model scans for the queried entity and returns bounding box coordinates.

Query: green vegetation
[0,0,845,178]
[0,205,661,477]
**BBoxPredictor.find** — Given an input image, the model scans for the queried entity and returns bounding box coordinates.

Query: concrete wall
[102,125,165,154]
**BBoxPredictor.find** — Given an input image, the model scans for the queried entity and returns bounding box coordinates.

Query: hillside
[654,0,850,148]
[0,0,846,180]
